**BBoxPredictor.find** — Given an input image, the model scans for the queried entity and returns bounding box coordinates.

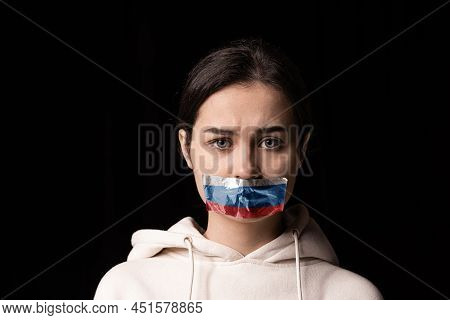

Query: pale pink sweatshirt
[94,203,383,299]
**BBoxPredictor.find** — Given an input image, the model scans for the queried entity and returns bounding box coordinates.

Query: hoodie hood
[93,203,385,300]
[125,203,338,300]
[127,203,338,265]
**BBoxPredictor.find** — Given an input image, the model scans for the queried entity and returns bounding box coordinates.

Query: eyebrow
[202,127,236,136]
[258,126,288,134]
[202,126,287,135]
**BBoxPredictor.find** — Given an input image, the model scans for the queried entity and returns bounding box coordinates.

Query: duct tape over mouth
[202,173,288,219]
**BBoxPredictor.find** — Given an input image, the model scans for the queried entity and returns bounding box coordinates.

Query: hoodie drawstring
[292,228,303,300]
[184,236,194,300]
[184,232,302,300]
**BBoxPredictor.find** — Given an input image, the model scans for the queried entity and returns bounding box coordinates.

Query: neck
[202,211,286,256]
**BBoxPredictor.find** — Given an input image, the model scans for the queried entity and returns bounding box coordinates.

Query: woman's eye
[211,139,232,150]
[259,137,282,149]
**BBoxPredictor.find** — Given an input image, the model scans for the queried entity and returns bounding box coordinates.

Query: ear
[296,131,311,168]
[178,129,193,169]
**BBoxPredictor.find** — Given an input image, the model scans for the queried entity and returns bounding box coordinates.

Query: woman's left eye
[259,138,283,149]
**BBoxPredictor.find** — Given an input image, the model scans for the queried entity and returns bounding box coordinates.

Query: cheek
[193,169,206,203]
[259,148,297,177]
[189,140,229,175]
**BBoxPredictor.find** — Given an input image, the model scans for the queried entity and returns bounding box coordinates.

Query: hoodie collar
[127,203,338,265]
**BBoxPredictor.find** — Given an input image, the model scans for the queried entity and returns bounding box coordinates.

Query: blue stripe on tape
[204,184,286,208]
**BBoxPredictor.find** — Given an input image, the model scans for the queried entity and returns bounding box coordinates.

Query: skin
[178,81,310,256]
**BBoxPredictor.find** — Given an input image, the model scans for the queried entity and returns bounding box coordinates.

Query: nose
[231,142,262,179]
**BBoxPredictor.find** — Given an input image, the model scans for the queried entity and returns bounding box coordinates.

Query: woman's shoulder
[307,260,383,300]
[93,260,140,299]
[93,252,180,299]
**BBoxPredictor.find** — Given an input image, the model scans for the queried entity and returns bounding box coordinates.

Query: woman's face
[179,81,307,215]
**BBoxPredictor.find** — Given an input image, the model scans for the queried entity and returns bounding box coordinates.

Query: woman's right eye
[210,138,232,150]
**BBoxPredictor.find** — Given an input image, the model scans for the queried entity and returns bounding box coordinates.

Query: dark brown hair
[177,38,312,156]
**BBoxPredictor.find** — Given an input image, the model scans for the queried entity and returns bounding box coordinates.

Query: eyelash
[208,137,284,151]
[208,138,232,150]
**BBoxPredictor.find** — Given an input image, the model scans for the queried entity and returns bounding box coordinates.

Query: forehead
[194,82,295,130]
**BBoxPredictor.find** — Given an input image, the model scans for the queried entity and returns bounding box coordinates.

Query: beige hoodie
[94,203,383,300]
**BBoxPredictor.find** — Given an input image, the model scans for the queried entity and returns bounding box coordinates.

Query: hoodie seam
[153,248,326,267]
[169,257,324,268]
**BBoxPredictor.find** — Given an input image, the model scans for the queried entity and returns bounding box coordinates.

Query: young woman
[94,39,383,300]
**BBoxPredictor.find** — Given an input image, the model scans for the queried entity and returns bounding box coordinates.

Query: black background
[1,0,449,299]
